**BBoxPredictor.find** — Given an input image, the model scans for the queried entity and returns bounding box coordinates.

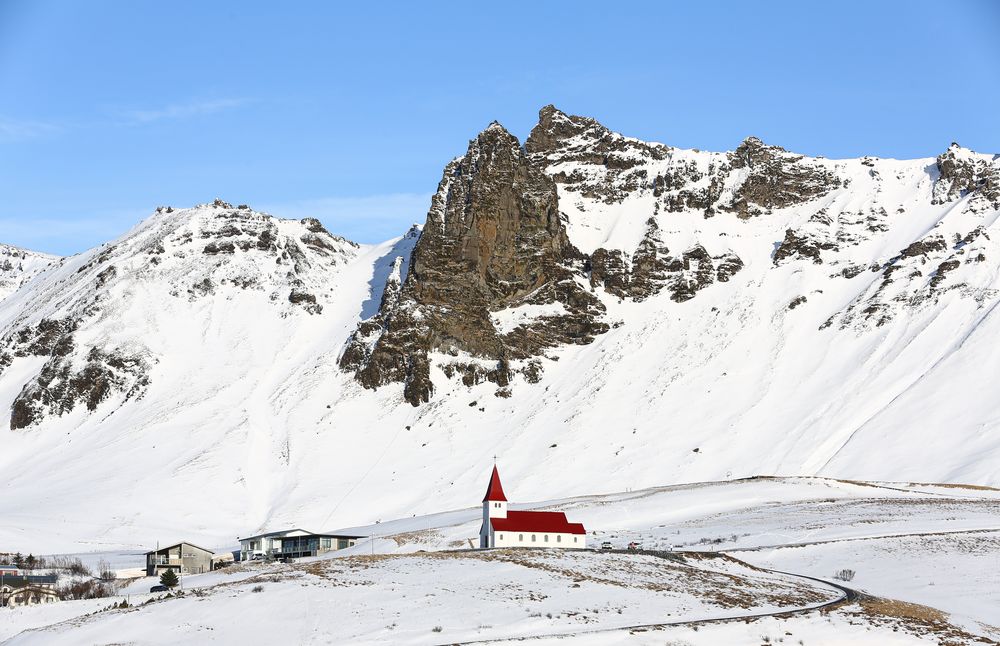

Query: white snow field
[1,113,999,643]
[4,476,997,645]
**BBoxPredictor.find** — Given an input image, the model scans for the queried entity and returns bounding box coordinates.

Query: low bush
[833,569,856,582]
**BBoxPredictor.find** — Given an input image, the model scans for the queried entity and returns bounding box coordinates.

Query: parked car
[149,584,168,593]
[601,541,614,550]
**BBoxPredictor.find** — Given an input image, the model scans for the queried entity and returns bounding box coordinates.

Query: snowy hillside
[0,243,58,302]
[1,108,1000,554]
[6,477,997,645]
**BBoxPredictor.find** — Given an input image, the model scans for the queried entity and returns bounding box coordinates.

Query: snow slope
[7,476,997,645]
[1,112,999,554]
[0,243,58,302]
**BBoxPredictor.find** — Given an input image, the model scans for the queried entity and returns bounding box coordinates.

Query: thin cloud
[0,116,60,141]
[0,207,152,255]
[121,98,251,124]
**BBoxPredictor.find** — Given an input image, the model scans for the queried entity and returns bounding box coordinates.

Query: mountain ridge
[1,106,999,552]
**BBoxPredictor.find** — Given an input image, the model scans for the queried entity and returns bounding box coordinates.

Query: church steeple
[482,465,508,503]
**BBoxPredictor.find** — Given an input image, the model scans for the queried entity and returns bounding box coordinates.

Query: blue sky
[1,0,998,255]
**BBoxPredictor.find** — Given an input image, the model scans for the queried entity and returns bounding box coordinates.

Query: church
[479,465,587,549]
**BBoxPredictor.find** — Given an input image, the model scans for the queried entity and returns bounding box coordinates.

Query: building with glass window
[238,529,365,562]
[145,542,215,576]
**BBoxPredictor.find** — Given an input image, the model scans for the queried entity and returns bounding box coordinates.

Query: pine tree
[13,553,23,569]
[159,568,179,588]
[25,554,36,570]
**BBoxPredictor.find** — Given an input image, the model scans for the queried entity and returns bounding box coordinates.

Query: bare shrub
[251,585,264,593]
[833,569,856,582]
[97,559,116,582]
[59,579,112,600]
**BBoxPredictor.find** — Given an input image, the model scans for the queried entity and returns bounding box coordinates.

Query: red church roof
[482,465,507,502]
[489,511,586,535]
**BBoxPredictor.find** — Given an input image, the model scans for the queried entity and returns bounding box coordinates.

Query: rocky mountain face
[2,107,1000,552]
[0,244,58,302]
[340,123,607,405]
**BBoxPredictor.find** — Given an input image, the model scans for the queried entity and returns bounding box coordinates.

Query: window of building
[573,537,577,543]
[544,535,549,542]
[519,534,523,541]
[531,534,536,542]
[557,535,562,543]
[321,538,331,549]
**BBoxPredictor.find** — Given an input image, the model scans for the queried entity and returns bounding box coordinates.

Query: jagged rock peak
[526,105,612,156]
[932,142,1000,210]
[731,136,790,169]
[340,120,607,405]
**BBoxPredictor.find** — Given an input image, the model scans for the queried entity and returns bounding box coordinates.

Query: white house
[479,465,587,549]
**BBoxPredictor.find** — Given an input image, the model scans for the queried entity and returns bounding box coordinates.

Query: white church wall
[493,531,586,549]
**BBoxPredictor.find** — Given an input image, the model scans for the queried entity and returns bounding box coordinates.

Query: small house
[145,542,215,577]
[0,574,58,607]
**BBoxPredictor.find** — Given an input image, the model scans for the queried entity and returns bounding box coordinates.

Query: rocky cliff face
[340,123,607,405]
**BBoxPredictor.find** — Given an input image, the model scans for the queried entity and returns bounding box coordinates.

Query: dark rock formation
[588,219,744,302]
[526,106,838,220]
[932,144,1000,211]
[725,137,841,218]
[526,105,670,205]
[341,122,607,405]
[774,229,838,265]
[1,319,151,430]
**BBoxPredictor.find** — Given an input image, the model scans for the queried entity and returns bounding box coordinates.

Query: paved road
[443,549,858,645]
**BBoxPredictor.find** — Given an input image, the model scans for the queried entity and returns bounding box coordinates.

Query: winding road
[443,549,859,645]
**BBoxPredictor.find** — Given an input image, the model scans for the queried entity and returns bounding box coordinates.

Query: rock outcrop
[341,123,607,405]
[588,218,743,302]
[932,143,1000,212]
[723,136,841,218]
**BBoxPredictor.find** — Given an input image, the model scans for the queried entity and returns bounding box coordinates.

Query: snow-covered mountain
[0,243,59,302]
[1,108,999,553]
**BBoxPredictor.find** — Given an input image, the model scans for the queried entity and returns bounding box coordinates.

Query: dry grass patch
[837,595,996,645]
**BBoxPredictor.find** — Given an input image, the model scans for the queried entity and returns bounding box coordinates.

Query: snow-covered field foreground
[4,476,998,645]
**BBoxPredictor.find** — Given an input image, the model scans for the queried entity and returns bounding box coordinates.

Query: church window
[531,534,536,542]
[544,535,549,542]
[519,534,523,541]
[557,535,561,543]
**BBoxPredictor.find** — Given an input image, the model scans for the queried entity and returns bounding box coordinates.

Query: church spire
[482,464,508,502]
